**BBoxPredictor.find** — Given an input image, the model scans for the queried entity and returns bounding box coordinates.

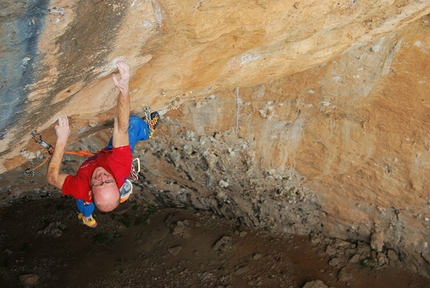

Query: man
[47,61,159,228]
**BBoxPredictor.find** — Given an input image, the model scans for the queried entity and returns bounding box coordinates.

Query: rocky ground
[0,196,429,288]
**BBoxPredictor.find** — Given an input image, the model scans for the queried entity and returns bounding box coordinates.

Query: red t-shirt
[62,145,132,202]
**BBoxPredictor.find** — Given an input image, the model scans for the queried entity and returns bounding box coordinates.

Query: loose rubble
[0,198,429,287]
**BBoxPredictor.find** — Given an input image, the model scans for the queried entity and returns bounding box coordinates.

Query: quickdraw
[130,158,140,181]
[31,130,54,155]
[24,130,95,175]
[23,161,36,176]
[23,131,55,175]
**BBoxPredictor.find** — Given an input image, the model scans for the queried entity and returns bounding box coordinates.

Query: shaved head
[92,184,120,212]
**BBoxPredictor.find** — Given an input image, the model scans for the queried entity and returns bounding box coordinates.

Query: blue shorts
[105,115,150,153]
[76,199,95,217]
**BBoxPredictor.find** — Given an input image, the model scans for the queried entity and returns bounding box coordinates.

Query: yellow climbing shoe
[77,213,97,228]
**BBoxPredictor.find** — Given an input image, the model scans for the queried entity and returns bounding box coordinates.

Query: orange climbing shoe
[149,111,160,138]
[77,213,97,228]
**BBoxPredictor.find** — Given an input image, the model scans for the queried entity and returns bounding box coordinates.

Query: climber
[46,60,160,228]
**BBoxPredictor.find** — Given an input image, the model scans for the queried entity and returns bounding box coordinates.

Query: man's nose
[100,173,107,181]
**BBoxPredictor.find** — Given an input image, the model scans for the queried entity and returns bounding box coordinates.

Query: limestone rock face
[1,0,430,277]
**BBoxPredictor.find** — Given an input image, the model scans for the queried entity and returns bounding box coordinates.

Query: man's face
[91,167,120,212]
[91,167,116,188]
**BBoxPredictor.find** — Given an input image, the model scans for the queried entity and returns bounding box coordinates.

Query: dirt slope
[1,197,429,288]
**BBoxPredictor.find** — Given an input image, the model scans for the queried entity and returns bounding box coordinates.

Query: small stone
[334,239,351,248]
[168,245,182,255]
[37,222,65,237]
[199,271,216,282]
[19,274,39,286]
[338,266,353,282]
[345,248,357,256]
[239,231,247,237]
[370,230,384,252]
[386,249,398,262]
[164,213,174,224]
[302,279,328,288]
[235,265,250,276]
[377,252,387,266]
[325,245,337,256]
[253,253,262,260]
[310,233,323,245]
[219,180,229,188]
[356,241,370,254]
[349,253,361,263]
[329,257,340,266]
[361,257,378,269]
[171,221,188,236]
[212,236,233,252]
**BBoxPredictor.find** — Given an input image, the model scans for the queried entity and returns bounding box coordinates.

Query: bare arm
[111,61,130,148]
[47,116,71,189]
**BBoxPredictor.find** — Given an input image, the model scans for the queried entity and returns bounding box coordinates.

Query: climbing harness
[24,106,158,177]
[25,130,142,181]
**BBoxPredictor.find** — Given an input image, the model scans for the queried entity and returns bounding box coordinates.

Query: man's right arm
[47,116,71,190]
[111,61,130,148]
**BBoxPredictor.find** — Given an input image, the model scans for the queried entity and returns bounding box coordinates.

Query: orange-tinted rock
[0,0,429,277]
